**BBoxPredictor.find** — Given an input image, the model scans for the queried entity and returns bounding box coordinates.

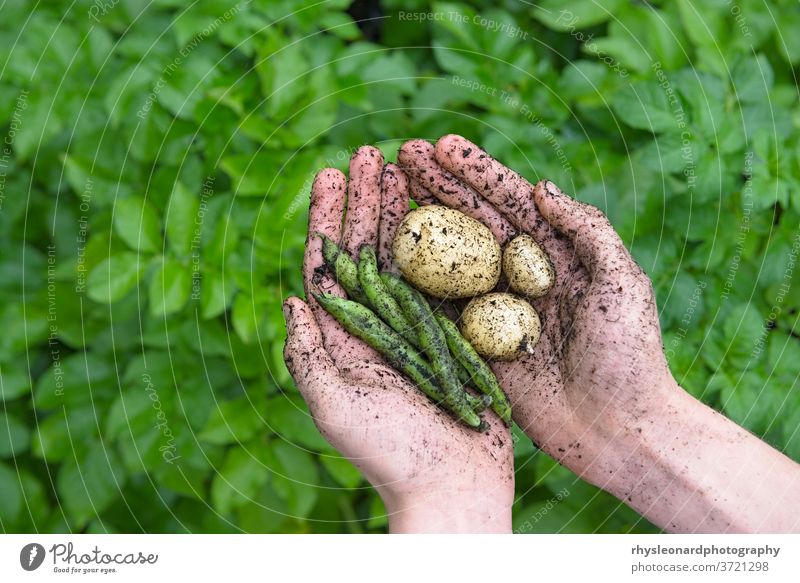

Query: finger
[304,168,346,296]
[397,139,517,245]
[342,146,384,256]
[283,297,341,408]
[378,163,410,273]
[304,169,382,365]
[434,134,543,236]
[409,180,438,206]
[533,180,638,282]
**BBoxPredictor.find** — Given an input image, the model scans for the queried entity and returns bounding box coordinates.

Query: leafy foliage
[1,0,799,533]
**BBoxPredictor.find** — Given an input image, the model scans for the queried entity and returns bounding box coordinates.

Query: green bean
[316,234,369,305]
[466,392,492,412]
[380,274,484,430]
[362,269,483,393]
[312,293,485,429]
[434,312,513,425]
[357,246,417,347]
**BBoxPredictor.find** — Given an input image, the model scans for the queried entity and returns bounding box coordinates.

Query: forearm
[594,380,800,533]
[381,488,512,534]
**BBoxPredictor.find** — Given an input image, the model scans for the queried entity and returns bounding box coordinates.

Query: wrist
[632,383,800,532]
[381,487,512,534]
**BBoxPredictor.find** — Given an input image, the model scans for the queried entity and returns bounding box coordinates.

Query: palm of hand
[398,136,673,472]
[283,149,513,511]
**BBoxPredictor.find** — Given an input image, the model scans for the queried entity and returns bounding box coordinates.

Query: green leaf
[720,371,775,432]
[269,441,319,519]
[774,10,800,65]
[675,0,727,51]
[220,152,282,196]
[256,31,309,118]
[237,485,289,533]
[114,196,162,253]
[199,397,263,445]
[0,462,22,524]
[105,387,159,441]
[149,258,191,316]
[611,80,680,133]
[201,272,233,319]
[205,205,239,259]
[533,0,625,30]
[583,36,649,75]
[320,453,362,488]
[166,182,200,256]
[513,489,593,533]
[32,408,98,462]
[721,303,767,369]
[56,447,125,527]
[33,351,116,409]
[211,447,269,514]
[87,252,146,303]
[0,413,30,457]
[264,394,331,451]
[232,293,262,344]
[731,54,774,104]
[0,367,31,401]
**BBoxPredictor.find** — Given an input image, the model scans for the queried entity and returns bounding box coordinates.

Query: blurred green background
[1,0,799,533]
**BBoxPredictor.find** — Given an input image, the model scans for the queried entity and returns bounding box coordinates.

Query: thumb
[533,180,636,281]
[283,296,341,406]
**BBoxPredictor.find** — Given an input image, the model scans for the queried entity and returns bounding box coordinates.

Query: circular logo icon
[20,543,46,571]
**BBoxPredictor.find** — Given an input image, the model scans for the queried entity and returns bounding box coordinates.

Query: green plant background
[1,0,799,533]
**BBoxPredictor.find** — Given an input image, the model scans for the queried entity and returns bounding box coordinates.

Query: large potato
[459,293,541,361]
[392,205,501,298]
[503,234,555,298]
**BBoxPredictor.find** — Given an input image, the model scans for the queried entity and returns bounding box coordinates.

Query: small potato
[392,205,501,298]
[459,293,541,361]
[503,234,555,298]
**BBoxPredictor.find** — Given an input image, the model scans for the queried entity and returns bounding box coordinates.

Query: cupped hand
[398,135,679,487]
[283,147,513,533]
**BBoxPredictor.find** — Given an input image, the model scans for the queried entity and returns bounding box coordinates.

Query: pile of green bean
[314,234,512,431]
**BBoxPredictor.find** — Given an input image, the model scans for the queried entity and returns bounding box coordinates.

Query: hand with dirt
[399,134,800,533]
[282,147,513,533]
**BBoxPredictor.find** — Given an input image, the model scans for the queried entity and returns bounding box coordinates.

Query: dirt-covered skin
[402,134,800,533]
[425,135,670,467]
[397,139,517,244]
[408,179,438,206]
[377,163,409,273]
[283,147,513,533]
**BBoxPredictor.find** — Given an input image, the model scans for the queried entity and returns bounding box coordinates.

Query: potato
[503,234,555,298]
[392,205,501,298]
[459,293,541,361]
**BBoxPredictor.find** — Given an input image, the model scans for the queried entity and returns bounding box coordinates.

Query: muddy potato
[392,205,501,298]
[459,293,541,361]
[503,234,554,298]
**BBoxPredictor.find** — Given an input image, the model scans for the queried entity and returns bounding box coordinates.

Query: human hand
[283,147,514,533]
[398,135,677,486]
[400,135,800,533]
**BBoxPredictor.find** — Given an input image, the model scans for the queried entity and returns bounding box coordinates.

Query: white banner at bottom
[0,534,797,581]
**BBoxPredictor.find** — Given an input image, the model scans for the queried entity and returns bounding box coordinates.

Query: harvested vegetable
[503,234,555,298]
[391,205,501,298]
[313,292,485,430]
[357,245,490,411]
[357,245,417,347]
[380,273,484,429]
[318,234,369,305]
[434,312,512,425]
[460,293,541,361]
